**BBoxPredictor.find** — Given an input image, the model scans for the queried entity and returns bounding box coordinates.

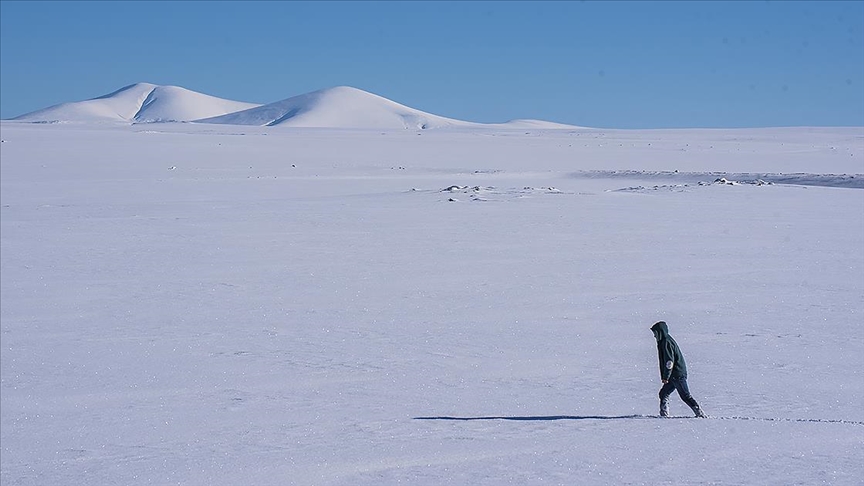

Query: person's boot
[690,403,706,418]
[660,398,669,417]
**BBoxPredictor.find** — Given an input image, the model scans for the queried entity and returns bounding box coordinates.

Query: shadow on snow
[414,415,650,421]
[413,415,864,426]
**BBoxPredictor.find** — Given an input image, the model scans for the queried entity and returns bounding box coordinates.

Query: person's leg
[658,381,676,417]
[672,378,706,417]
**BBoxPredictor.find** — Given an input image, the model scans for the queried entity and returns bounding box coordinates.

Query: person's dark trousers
[659,377,699,409]
[659,377,705,417]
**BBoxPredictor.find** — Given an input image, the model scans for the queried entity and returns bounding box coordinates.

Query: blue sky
[1,1,862,128]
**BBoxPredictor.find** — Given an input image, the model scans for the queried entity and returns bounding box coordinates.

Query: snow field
[1,123,862,485]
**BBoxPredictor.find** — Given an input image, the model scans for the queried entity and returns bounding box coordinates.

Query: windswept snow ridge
[130,85,260,123]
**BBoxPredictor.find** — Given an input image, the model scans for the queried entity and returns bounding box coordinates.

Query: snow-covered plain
[1,120,863,485]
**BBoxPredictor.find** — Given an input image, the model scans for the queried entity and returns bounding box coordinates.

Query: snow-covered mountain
[11,84,582,129]
[11,83,261,124]
[196,86,468,129]
[197,85,580,129]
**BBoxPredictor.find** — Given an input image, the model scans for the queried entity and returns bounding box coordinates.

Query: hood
[651,321,669,342]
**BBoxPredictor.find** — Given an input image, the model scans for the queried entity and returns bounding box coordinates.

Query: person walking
[651,321,707,418]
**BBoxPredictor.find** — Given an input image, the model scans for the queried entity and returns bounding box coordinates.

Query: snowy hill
[488,118,586,129]
[196,86,469,129]
[11,83,583,129]
[11,83,260,124]
[197,85,581,129]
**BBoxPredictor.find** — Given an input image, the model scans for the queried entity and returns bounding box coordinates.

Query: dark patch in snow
[432,185,566,202]
[572,170,864,189]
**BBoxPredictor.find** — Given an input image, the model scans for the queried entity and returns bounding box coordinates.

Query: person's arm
[660,342,675,382]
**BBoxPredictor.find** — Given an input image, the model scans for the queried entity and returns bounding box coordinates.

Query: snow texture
[1,120,863,486]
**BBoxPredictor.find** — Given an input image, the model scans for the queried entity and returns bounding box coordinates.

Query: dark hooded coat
[651,321,688,380]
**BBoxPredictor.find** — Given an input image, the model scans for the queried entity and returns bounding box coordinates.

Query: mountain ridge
[10,83,584,129]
